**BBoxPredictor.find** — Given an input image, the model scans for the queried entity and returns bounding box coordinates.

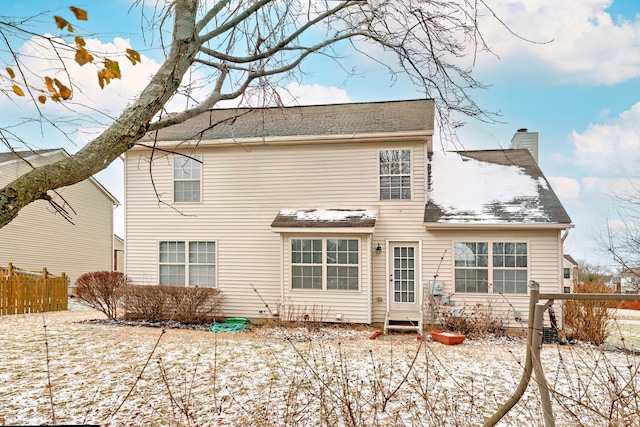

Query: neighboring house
[563,254,579,293]
[0,149,119,287]
[620,268,640,294]
[114,234,125,272]
[124,99,573,329]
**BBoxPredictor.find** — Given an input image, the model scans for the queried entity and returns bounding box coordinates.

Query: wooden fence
[0,263,68,315]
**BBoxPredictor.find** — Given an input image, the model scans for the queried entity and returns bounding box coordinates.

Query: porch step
[384,310,422,334]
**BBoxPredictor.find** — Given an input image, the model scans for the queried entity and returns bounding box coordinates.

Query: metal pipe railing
[484,282,640,427]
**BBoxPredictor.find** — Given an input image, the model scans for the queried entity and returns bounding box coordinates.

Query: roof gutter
[424,222,575,231]
[132,130,433,151]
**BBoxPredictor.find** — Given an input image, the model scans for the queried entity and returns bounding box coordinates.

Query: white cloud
[475,0,640,85]
[569,102,640,175]
[7,36,160,117]
[280,82,351,105]
[582,176,640,199]
[213,82,351,108]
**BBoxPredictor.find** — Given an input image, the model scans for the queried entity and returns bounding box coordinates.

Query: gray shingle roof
[0,149,61,165]
[140,99,434,142]
[271,209,378,228]
[425,149,573,226]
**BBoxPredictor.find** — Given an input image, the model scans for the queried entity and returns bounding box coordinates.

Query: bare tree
[600,181,640,291]
[0,0,499,228]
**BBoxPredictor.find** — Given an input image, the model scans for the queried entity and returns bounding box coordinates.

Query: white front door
[389,244,420,312]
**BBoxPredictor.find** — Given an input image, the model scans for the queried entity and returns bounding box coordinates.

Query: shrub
[74,271,131,320]
[120,285,224,323]
[563,281,615,345]
[439,302,508,339]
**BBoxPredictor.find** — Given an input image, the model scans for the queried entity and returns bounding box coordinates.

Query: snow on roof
[426,150,568,225]
[271,209,378,228]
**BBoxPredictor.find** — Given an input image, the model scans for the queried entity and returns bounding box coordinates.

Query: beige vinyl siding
[0,152,115,286]
[422,229,562,327]
[280,234,373,323]
[125,138,429,321]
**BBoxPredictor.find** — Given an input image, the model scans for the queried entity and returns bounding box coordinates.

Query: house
[563,254,579,293]
[0,149,119,286]
[124,99,573,329]
[620,267,640,294]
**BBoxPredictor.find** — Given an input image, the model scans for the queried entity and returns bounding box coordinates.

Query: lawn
[1,304,639,426]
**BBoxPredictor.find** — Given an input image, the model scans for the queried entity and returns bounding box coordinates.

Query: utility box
[542,327,558,344]
[429,280,443,295]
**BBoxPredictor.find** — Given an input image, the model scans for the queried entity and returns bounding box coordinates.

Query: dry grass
[1,303,639,426]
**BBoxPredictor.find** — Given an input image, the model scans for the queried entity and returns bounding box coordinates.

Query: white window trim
[173,154,203,203]
[378,148,412,201]
[453,240,530,295]
[158,240,217,287]
[290,237,361,292]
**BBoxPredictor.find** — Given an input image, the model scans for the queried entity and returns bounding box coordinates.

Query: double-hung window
[379,149,411,200]
[454,241,528,294]
[291,238,359,290]
[159,241,216,286]
[173,155,201,202]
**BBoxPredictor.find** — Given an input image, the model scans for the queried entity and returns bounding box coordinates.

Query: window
[454,241,528,294]
[379,149,411,200]
[563,268,571,279]
[291,238,359,290]
[174,155,201,202]
[159,241,216,286]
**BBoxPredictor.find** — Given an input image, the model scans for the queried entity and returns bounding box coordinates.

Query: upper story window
[173,155,201,202]
[563,268,571,279]
[379,149,411,200]
[454,241,528,294]
[291,238,359,291]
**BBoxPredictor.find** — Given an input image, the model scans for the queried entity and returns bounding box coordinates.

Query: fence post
[532,301,555,427]
[7,262,13,275]
[483,280,540,427]
[61,272,68,310]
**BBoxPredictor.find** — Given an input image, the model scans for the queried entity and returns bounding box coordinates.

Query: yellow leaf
[51,94,60,102]
[104,59,121,79]
[6,67,15,79]
[54,16,69,29]
[69,6,88,21]
[75,36,86,47]
[38,95,47,104]
[125,48,141,65]
[75,47,94,66]
[67,23,74,33]
[53,79,72,100]
[12,85,24,96]
[44,76,56,93]
[97,70,105,89]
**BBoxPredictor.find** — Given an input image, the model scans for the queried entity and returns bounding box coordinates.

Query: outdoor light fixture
[375,243,382,254]
[335,313,344,321]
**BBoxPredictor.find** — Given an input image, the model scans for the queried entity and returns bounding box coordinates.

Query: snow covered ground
[1,304,639,426]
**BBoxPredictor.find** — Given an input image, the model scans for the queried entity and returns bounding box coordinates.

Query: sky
[2,0,640,270]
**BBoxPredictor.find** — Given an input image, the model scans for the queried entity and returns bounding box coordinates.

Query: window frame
[379,149,412,200]
[454,241,529,295]
[158,240,217,287]
[173,154,202,203]
[290,237,360,291]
